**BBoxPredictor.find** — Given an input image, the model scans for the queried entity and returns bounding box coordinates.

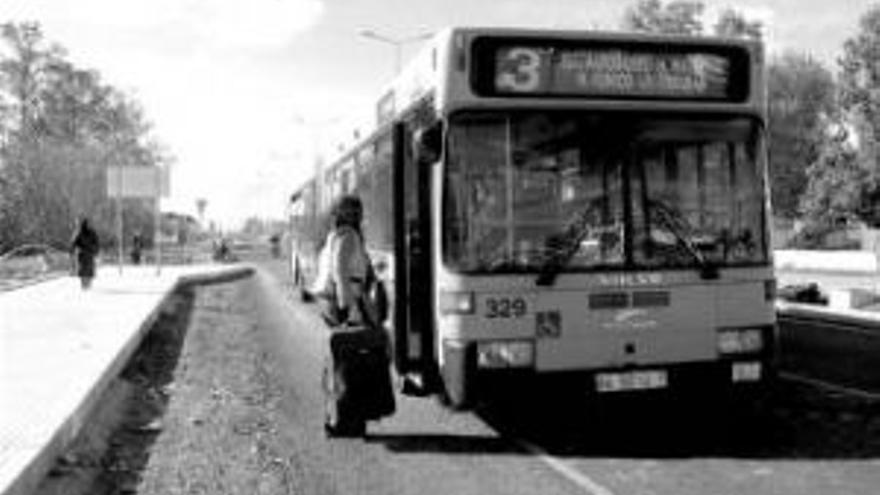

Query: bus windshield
[443,112,768,274]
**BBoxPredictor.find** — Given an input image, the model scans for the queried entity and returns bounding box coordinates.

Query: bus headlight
[439,291,475,315]
[477,340,534,368]
[718,328,764,354]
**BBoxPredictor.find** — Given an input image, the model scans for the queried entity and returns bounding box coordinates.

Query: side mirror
[414,122,443,165]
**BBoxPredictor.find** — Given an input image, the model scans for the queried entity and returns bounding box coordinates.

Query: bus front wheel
[439,341,476,410]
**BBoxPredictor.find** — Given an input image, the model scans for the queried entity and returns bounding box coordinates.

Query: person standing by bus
[71,217,100,290]
[320,195,394,437]
[317,195,370,325]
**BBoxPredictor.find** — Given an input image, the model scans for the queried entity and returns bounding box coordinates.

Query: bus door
[392,122,436,377]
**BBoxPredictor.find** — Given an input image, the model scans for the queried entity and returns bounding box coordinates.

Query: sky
[0,0,876,229]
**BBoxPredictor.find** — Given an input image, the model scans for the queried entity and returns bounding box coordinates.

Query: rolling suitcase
[323,325,396,437]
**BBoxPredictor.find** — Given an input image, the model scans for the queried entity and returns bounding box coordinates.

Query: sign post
[116,165,124,273]
[155,176,162,275]
[106,166,170,275]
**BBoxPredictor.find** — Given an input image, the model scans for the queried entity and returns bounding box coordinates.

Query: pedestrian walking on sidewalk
[130,233,143,265]
[71,218,100,290]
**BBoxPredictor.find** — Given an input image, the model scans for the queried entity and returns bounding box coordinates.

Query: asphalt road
[246,258,584,495]
[247,257,880,495]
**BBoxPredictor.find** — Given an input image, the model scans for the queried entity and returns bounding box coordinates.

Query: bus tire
[439,379,471,411]
[439,342,475,411]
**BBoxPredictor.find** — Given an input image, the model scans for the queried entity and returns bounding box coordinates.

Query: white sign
[106,166,169,198]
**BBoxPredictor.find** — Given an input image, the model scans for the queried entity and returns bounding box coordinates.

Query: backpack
[361,261,389,329]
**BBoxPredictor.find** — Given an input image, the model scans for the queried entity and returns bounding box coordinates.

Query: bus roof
[426,26,762,48]
[326,26,765,164]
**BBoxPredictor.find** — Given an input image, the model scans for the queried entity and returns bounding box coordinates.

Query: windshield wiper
[535,204,599,287]
[648,200,719,280]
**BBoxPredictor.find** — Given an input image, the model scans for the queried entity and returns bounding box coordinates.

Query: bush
[786,221,861,250]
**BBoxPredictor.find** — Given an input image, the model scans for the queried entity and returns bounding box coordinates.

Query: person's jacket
[72,227,99,256]
[330,225,369,312]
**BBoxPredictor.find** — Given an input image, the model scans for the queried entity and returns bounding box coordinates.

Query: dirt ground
[34,272,300,495]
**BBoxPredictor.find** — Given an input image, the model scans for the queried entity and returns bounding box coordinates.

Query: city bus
[289,27,775,409]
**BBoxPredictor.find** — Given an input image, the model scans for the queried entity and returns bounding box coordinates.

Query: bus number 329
[485,297,528,318]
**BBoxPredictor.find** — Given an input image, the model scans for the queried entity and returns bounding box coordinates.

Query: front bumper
[478,358,776,396]
[443,338,775,399]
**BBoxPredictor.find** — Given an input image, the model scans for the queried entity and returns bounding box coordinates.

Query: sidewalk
[775,249,879,273]
[0,264,252,495]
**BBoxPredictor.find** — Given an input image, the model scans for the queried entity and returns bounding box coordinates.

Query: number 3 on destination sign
[496,48,541,92]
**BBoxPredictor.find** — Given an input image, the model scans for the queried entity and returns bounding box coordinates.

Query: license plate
[732,362,762,382]
[595,370,668,392]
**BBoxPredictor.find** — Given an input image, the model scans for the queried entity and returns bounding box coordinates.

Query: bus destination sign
[474,40,749,102]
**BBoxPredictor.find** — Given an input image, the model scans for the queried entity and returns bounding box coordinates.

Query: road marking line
[780,371,880,401]
[515,439,616,495]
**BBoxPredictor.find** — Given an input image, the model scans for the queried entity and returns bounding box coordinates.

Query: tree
[0,22,64,139]
[0,21,173,251]
[196,198,207,225]
[838,4,880,224]
[618,1,841,223]
[767,53,838,219]
[0,22,68,247]
[621,0,705,35]
[621,0,763,40]
[713,8,763,40]
[799,130,863,225]
[242,216,267,237]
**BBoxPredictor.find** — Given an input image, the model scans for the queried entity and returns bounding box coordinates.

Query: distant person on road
[213,238,230,262]
[270,233,281,259]
[71,218,100,290]
[130,233,143,265]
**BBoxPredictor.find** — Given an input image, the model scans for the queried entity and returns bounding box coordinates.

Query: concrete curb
[777,301,880,330]
[774,250,879,273]
[177,265,255,287]
[777,301,880,395]
[1,265,255,495]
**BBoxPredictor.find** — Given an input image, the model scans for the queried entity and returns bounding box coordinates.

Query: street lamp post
[358,29,432,74]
